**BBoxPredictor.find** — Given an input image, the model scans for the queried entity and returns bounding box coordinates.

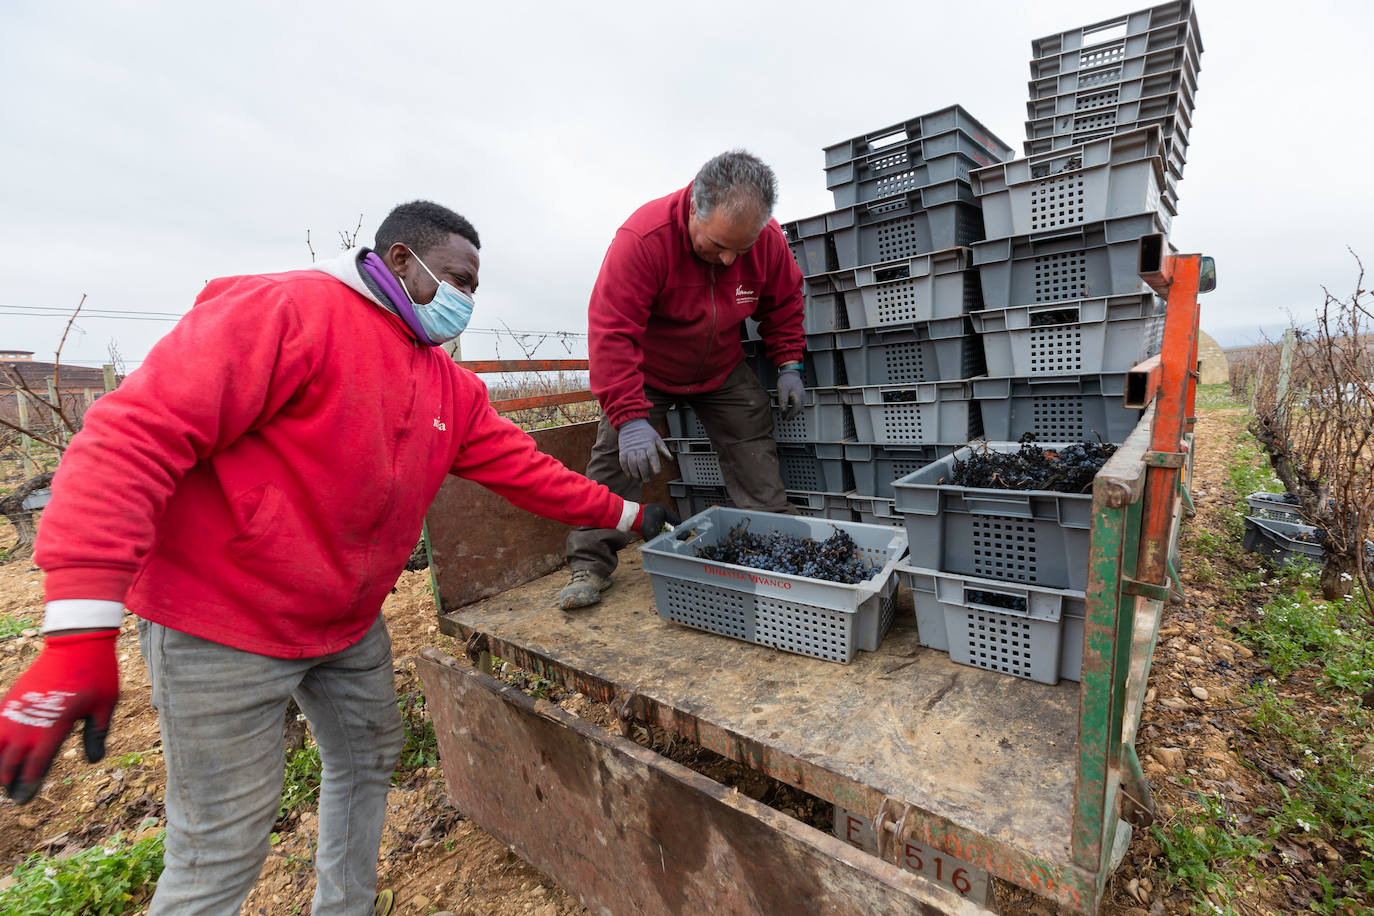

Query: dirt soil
[0,407,1352,913]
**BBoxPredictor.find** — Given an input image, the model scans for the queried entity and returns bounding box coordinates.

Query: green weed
[278,741,323,819]
[1224,433,1282,540]
[0,830,165,916]
[0,613,34,639]
[394,689,440,780]
[1245,684,1374,907]
[1240,579,1374,693]
[1194,383,1245,411]
[1151,792,1267,912]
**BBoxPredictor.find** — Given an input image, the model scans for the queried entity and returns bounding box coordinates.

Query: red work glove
[0,630,119,803]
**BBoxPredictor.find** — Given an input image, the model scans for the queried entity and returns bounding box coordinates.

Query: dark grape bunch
[697,522,878,584]
[949,433,1117,494]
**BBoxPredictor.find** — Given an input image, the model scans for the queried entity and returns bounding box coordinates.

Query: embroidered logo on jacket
[433,418,447,432]
[735,285,758,305]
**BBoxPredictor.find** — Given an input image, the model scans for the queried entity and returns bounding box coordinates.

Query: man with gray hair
[560,150,806,609]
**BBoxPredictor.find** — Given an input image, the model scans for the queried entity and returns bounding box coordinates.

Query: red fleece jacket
[35,267,628,658]
[588,184,805,429]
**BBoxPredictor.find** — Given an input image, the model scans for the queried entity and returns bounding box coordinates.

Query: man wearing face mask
[560,150,805,610]
[0,200,676,916]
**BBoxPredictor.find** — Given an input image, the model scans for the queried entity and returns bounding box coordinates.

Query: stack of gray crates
[967,0,1202,444]
[888,1,1204,685]
[666,105,1014,525]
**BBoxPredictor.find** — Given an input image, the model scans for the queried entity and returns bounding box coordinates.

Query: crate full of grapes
[891,437,1117,591]
[639,507,909,663]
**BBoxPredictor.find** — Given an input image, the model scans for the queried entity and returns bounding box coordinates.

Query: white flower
[1297,817,1315,832]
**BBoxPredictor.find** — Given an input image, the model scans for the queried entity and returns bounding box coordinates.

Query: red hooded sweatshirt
[35,251,633,658]
[588,184,805,429]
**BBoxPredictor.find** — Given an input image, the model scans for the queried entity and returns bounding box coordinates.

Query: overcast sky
[3,0,1371,368]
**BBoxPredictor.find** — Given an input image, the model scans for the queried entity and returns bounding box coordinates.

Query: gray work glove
[617,418,671,483]
[777,369,806,423]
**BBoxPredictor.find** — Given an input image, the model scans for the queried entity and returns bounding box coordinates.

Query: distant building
[0,350,35,362]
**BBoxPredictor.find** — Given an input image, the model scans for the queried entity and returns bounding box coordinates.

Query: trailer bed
[440,548,1080,871]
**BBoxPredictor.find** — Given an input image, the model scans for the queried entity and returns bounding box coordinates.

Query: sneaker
[374,889,394,916]
[557,569,613,609]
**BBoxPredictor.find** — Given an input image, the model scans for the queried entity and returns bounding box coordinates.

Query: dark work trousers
[566,361,791,578]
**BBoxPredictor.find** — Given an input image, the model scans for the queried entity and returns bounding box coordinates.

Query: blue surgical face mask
[399,248,475,344]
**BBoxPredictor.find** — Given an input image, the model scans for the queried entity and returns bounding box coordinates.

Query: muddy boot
[558,569,612,610]
[374,889,394,916]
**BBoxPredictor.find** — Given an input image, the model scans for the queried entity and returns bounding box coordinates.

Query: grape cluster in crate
[648,1,1203,684]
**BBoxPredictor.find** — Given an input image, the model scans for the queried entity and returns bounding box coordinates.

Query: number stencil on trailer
[834,807,993,905]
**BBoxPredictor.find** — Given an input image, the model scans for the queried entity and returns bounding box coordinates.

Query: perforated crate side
[1027,66,1197,116]
[639,507,910,663]
[846,382,979,446]
[822,105,1013,169]
[972,375,1141,444]
[1025,90,1192,147]
[825,249,974,329]
[1244,492,1303,525]
[835,318,975,386]
[845,443,957,499]
[891,442,1097,590]
[827,146,995,209]
[899,564,1086,684]
[778,445,852,493]
[971,127,1172,241]
[1241,516,1326,565]
[829,185,987,270]
[971,212,1167,310]
[970,293,1165,377]
[1029,18,1202,82]
[770,389,855,443]
[1027,39,1200,103]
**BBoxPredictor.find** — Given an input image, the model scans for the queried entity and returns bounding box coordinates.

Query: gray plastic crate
[972,212,1169,309]
[1030,16,1202,81]
[1244,492,1303,524]
[827,145,996,209]
[1026,91,1191,146]
[667,391,854,443]
[1028,66,1196,114]
[844,381,979,445]
[668,481,853,521]
[970,292,1164,377]
[784,182,985,276]
[823,106,1013,170]
[835,318,984,385]
[845,443,958,499]
[1028,39,1199,100]
[973,374,1140,443]
[666,439,850,492]
[802,250,975,332]
[898,564,1086,684]
[892,442,1095,590]
[847,494,903,528]
[1241,516,1325,565]
[971,127,1173,240]
[1024,117,1188,177]
[639,506,909,663]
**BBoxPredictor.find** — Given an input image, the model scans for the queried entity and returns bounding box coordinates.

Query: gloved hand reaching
[617,418,672,483]
[0,629,119,803]
[634,503,681,541]
[777,369,806,423]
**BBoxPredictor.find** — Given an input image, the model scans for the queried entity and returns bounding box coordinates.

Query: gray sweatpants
[138,614,404,916]
[566,361,791,578]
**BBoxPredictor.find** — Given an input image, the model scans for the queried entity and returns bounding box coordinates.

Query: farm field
[0,389,1371,915]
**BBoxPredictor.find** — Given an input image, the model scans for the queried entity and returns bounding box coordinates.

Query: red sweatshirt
[588,184,805,429]
[35,255,631,658]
